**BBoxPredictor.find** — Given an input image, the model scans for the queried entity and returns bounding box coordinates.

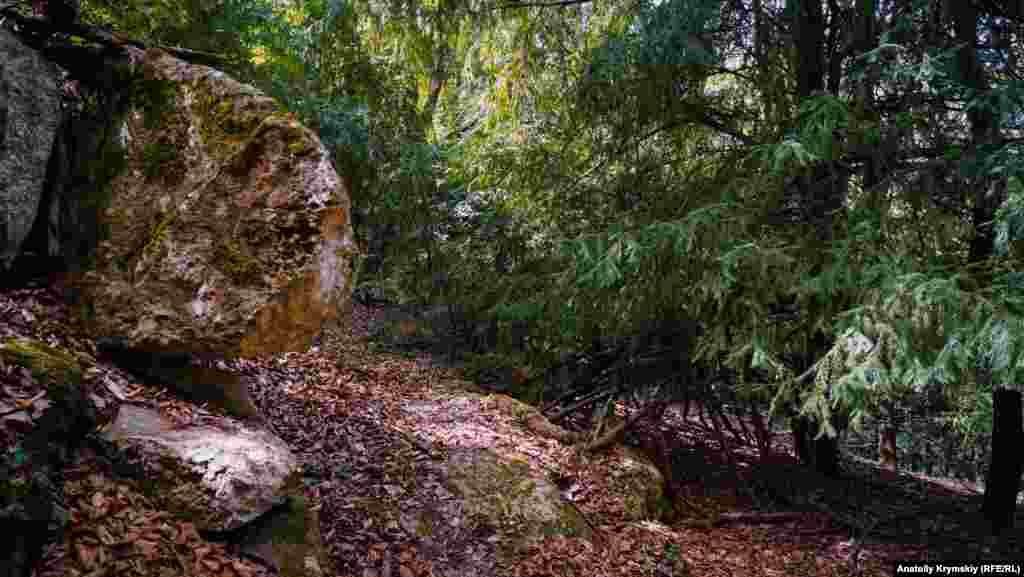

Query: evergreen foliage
[92,0,1024,497]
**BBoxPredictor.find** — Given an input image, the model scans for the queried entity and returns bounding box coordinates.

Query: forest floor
[2,283,1022,577]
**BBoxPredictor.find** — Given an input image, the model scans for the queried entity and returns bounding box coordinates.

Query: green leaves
[797,95,848,162]
[749,94,850,173]
[994,177,1024,258]
[635,0,719,68]
[166,0,1019,462]
[751,139,816,172]
[564,234,624,290]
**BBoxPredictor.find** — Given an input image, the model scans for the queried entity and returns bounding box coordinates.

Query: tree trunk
[879,424,897,470]
[878,400,899,470]
[982,388,1023,535]
[792,415,841,478]
[950,0,1005,265]
[792,415,811,465]
[814,429,840,478]
[789,0,825,98]
[749,401,773,457]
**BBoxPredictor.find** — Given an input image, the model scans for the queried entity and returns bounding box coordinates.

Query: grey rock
[102,405,300,532]
[0,28,61,268]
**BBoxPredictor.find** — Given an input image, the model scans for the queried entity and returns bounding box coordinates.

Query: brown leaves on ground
[35,464,273,577]
[1,285,1014,577]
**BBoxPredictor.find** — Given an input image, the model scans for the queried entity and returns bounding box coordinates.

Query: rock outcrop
[482,394,665,523]
[100,404,326,576]
[0,23,135,290]
[102,404,299,532]
[18,66,132,279]
[0,28,62,269]
[80,49,357,357]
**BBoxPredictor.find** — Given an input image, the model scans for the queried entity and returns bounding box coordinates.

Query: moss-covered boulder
[389,446,591,575]
[605,445,668,522]
[79,49,357,357]
[0,338,99,577]
[442,447,591,544]
[486,393,666,522]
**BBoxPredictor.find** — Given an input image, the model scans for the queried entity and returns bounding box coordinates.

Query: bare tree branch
[499,0,592,9]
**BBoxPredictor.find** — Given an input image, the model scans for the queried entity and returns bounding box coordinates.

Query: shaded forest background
[48,0,1024,535]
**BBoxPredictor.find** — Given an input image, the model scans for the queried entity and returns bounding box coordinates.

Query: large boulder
[18,66,133,278]
[484,394,665,522]
[381,392,664,575]
[420,446,591,542]
[100,405,325,576]
[0,28,62,269]
[101,404,299,532]
[80,49,357,357]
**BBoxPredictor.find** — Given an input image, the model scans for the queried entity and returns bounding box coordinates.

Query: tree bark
[792,414,841,478]
[814,428,840,477]
[789,0,825,97]
[982,388,1023,535]
[879,425,897,470]
[877,399,899,470]
[951,0,1005,265]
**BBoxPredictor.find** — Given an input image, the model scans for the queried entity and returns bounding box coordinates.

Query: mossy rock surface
[238,493,328,577]
[1,337,85,395]
[612,445,668,522]
[81,49,357,357]
[442,448,591,546]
